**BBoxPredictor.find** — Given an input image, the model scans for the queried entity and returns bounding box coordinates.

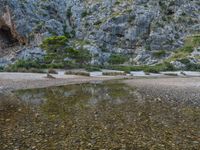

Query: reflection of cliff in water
[15,82,137,106]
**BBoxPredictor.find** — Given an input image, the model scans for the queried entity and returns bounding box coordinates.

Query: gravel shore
[124,77,200,106]
[0,72,128,92]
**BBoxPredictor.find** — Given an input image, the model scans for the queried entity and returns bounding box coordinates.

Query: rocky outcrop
[0,0,68,66]
[71,0,200,64]
[0,0,199,66]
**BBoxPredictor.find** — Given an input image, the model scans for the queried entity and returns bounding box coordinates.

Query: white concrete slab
[149,73,163,76]
[89,72,103,77]
[130,71,146,76]
[102,69,125,73]
[183,71,200,77]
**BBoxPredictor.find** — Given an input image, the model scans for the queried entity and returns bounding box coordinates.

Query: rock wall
[0,0,199,66]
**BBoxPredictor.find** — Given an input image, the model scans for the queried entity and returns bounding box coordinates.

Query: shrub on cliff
[41,36,68,54]
[108,54,127,65]
[40,36,92,68]
[0,66,4,72]
[153,50,166,58]
[4,59,45,73]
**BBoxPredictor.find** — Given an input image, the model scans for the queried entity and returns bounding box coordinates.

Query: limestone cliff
[0,0,199,67]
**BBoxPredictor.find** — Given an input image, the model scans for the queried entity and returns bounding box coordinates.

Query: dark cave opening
[0,25,19,50]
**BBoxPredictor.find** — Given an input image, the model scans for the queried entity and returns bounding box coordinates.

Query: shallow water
[0,81,200,150]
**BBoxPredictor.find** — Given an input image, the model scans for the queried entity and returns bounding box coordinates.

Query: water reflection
[0,82,200,149]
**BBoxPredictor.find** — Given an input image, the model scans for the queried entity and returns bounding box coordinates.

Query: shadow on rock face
[0,24,20,57]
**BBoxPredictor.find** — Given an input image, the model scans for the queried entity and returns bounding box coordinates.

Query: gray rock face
[0,57,11,67]
[0,0,69,65]
[0,0,199,66]
[170,61,186,70]
[16,47,46,60]
[44,19,64,36]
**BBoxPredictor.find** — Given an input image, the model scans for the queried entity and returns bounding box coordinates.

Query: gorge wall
[0,0,199,67]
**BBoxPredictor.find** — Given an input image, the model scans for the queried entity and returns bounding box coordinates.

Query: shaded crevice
[0,25,19,49]
[0,24,21,57]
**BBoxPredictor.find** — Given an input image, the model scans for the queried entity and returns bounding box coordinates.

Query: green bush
[180,46,194,53]
[81,11,89,18]
[185,63,200,71]
[103,72,126,76]
[9,60,43,69]
[167,35,200,62]
[94,20,102,26]
[178,58,190,64]
[193,35,200,46]
[3,60,46,73]
[46,63,64,69]
[40,36,92,69]
[28,68,45,73]
[178,58,200,71]
[67,7,72,18]
[106,65,133,73]
[106,62,175,73]
[65,70,89,76]
[152,62,175,72]
[4,66,45,73]
[185,35,200,48]
[41,36,68,53]
[108,54,127,65]
[0,66,4,72]
[115,1,120,5]
[152,50,166,58]
[85,66,101,72]
[71,49,92,67]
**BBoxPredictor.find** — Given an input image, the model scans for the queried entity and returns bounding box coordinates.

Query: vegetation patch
[152,50,166,58]
[4,35,92,72]
[0,66,4,72]
[108,54,127,65]
[3,59,45,73]
[41,36,68,54]
[65,70,89,76]
[4,33,200,73]
[103,71,126,76]
[85,66,101,72]
[41,36,92,68]
[106,62,175,73]
[167,35,200,62]
[81,11,90,18]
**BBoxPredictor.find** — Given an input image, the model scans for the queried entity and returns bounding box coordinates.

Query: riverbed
[0,81,199,149]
